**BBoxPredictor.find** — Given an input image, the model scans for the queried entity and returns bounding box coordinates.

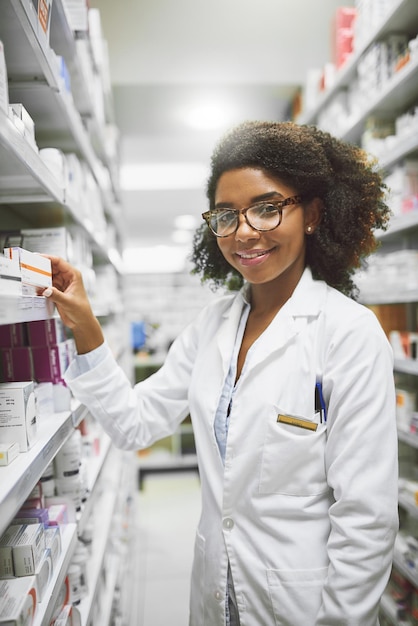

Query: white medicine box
[0,382,37,452]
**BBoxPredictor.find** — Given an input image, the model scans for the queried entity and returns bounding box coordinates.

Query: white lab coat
[65,268,398,626]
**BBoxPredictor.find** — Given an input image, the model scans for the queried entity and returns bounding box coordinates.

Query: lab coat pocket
[259,409,327,495]
[267,567,328,626]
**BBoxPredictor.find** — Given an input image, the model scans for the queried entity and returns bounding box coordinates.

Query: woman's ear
[304,197,323,235]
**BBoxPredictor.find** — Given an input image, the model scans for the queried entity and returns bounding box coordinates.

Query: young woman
[44,121,398,626]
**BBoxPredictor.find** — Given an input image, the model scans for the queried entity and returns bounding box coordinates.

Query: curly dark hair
[190,120,391,297]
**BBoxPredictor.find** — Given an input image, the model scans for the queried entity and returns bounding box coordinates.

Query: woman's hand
[42,256,104,354]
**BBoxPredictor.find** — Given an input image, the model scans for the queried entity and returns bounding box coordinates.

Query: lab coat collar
[216,267,327,371]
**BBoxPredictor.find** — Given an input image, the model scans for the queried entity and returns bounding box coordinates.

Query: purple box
[0,323,27,348]
[0,347,32,382]
[27,319,67,347]
[31,343,69,384]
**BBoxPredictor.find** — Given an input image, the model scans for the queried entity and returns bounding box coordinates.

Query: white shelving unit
[0,2,136,625]
[297,3,418,624]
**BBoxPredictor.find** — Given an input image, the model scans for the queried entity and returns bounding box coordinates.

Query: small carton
[27,318,67,346]
[0,525,23,578]
[31,343,69,384]
[0,382,37,452]
[11,523,45,577]
[3,247,51,295]
[0,576,37,624]
[0,442,19,467]
[44,527,61,570]
[0,256,21,296]
[34,549,53,602]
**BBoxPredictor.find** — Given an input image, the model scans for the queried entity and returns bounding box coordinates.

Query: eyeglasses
[202,195,303,238]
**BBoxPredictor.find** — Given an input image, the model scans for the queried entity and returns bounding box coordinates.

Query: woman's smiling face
[215,167,315,289]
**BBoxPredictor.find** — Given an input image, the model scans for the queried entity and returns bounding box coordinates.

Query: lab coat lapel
[215,291,247,375]
[246,268,327,368]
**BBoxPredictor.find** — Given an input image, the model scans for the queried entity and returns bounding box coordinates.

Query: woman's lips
[236,248,274,266]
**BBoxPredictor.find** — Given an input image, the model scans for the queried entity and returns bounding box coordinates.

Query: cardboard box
[34,549,53,602]
[0,347,33,382]
[27,319,66,347]
[0,576,37,625]
[31,343,69,384]
[44,527,61,570]
[0,526,22,578]
[11,524,45,577]
[0,256,21,296]
[3,248,51,296]
[0,442,19,467]
[0,324,27,348]
[0,382,37,452]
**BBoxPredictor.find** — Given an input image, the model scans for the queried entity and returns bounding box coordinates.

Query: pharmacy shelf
[0,0,60,90]
[377,213,418,241]
[0,294,56,325]
[360,291,418,305]
[398,492,418,519]
[378,134,418,172]
[398,429,418,449]
[340,57,418,145]
[76,434,112,536]
[0,411,74,536]
[298,0,418,125]
[76,450,121,626]
[392,553,418,588]
[380,592,412,625]
[394,359,418,375]
[0,111,63,203]
[33,523,78,626]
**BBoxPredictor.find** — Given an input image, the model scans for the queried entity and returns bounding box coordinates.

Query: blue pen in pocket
[315,382,327,424]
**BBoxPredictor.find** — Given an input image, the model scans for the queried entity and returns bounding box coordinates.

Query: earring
[306,226,312,234]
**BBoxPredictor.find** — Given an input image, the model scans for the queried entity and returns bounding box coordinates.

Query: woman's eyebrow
[214,191,284,209]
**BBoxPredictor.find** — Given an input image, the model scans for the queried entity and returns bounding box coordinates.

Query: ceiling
[90,0,353,271]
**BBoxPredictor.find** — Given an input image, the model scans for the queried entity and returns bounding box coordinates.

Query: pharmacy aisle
[130,472,201,626]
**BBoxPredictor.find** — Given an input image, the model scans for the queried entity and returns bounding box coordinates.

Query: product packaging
[0,576,37,625]
[34,548,53,602]
[31,342,69,384]
[9,104,37,152]
[0,41,8,116]
[0,525,22,578]
[27,318,67,346]
[3,248,52,296]
[0,381,37,452]
[44,527,61,569]
[0,256,21,296]
[11,523,45,577]
[0,347,33,382]
[0,442,19,466]
[0,323,27,348]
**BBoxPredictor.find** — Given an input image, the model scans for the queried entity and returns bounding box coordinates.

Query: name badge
[277,413,318,432]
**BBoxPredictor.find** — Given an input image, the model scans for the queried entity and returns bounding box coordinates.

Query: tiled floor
[130,470,202,626]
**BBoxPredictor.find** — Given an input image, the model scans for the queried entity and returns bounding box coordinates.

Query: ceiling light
[174,214,198,230]
[123,245,190,273]
[120,162,208,191]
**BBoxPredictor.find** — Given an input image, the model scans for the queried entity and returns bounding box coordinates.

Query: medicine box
[44,527,61,569]
[11,523,45,577]
[0,526,22,578]
[31,342,69,384]
[0,382,37,452]
[0,576,37,625]
[34,549,53,602]
[0,256,21,296]
[27,318,67,346]
[3,247,52,295]
[0,347,33,382]
[0,323,27,348]
[0,442,19,467]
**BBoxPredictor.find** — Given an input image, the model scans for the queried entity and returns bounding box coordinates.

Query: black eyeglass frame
[202,195,303,238]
